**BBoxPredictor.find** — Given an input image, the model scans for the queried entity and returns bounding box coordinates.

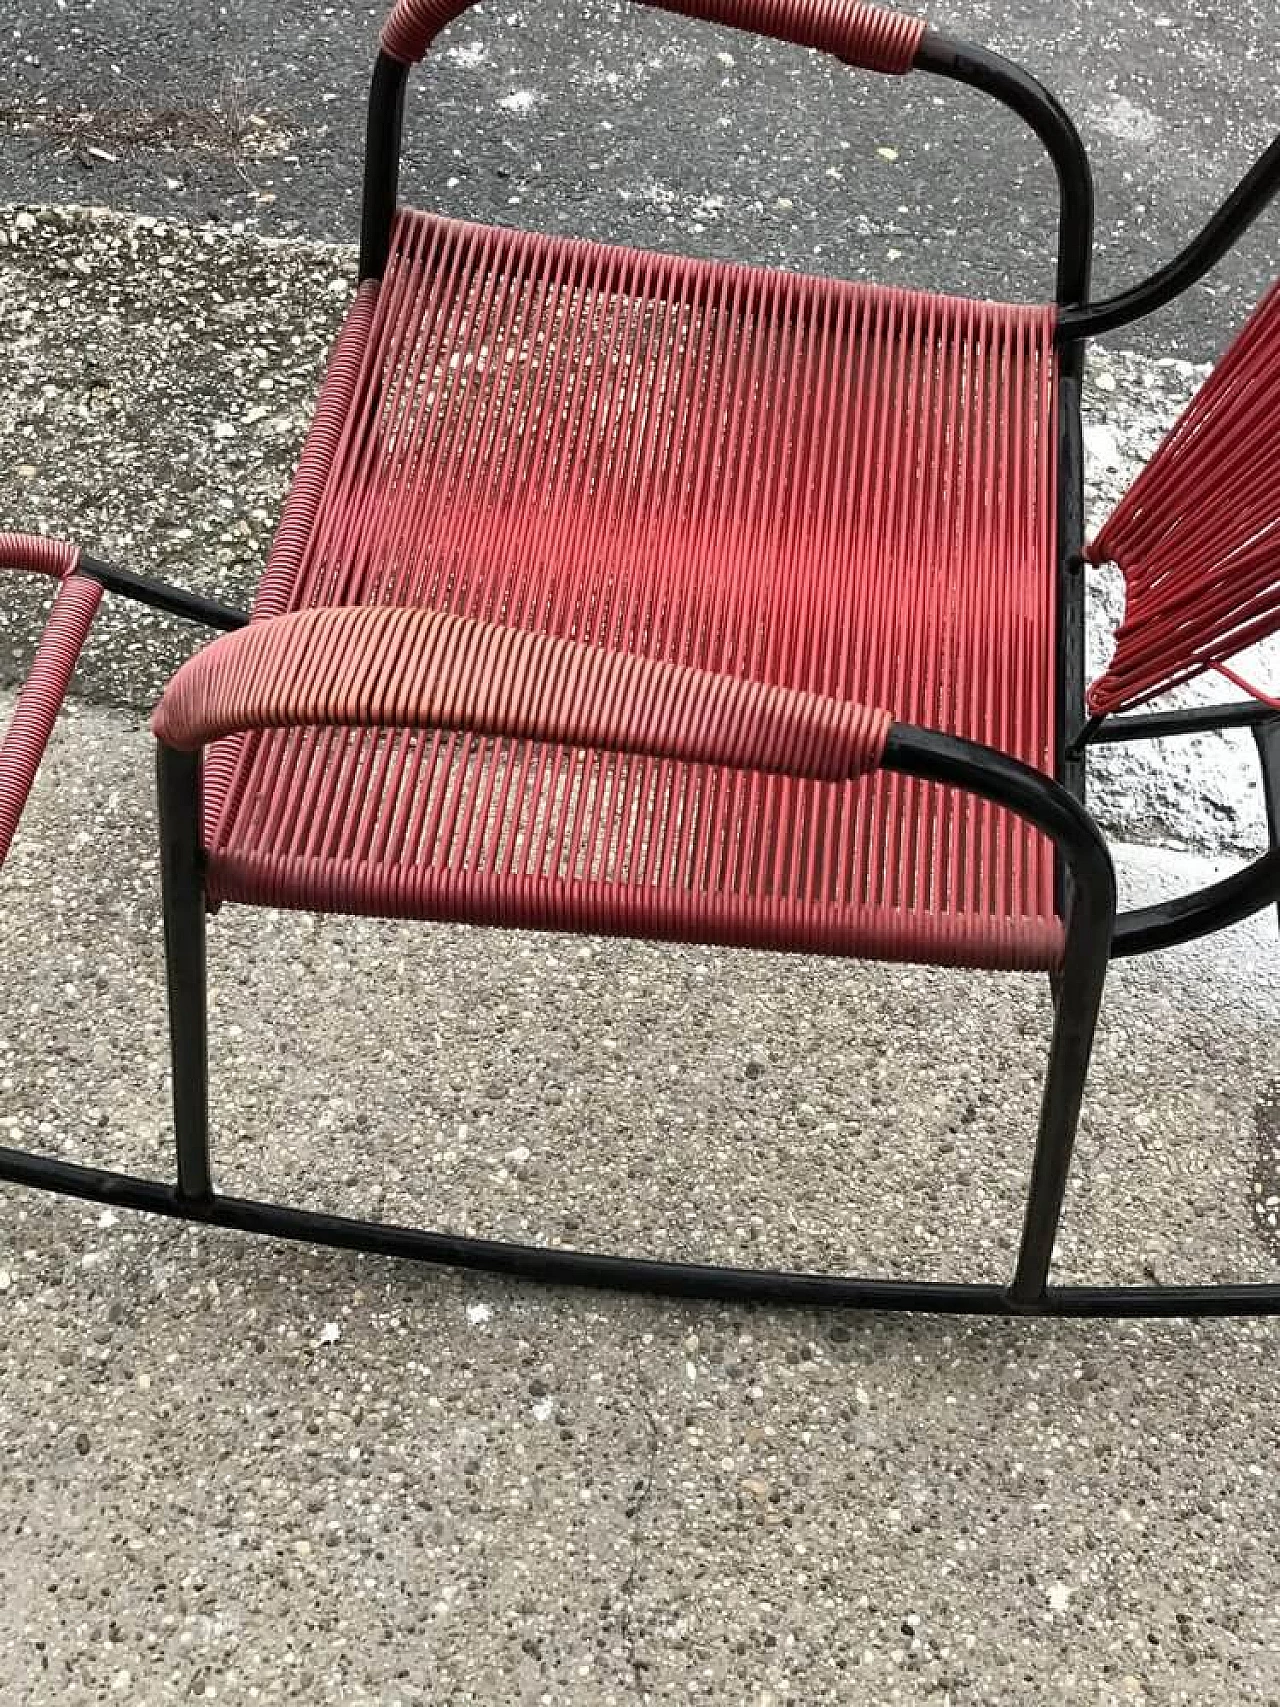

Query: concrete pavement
[0,687,1277,1705]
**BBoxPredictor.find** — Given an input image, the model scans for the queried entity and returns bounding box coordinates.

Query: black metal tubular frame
[906,33,1099,870]
[3,1140,1277,1317]
[1098,706,1280,956]
[909,35,1100,824]
[0,701,1270,1315]
[913,32,1094,318]
[359,53,409,281]
[78,555,248,633]
[1113,851,1280,959]
[1059,132,1280,343]
[1091,701,1279,742]
[3,11,1279,1316]
[1258,719,1280,934]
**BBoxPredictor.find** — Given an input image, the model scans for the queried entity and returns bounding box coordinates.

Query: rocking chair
[2,0,1279,1316]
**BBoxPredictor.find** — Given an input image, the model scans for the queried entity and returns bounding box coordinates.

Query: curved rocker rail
[1,1142,1278,1317]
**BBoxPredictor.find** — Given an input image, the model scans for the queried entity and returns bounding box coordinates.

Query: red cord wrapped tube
[153,605,893,783]
[381,0,924,72]
[0,536,100,870]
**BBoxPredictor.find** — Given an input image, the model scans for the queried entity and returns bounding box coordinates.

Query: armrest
[151,606,893,783]
[0,531,80,582]
[381,0,924,72]
[0,535,102,870]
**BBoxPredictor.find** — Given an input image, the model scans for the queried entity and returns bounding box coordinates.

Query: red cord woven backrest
[1087,280,1280,715]
[381,0,924,72]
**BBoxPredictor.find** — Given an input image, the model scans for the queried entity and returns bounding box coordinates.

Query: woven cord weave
[1088,279,1280,715]
[202,282,380,846]
[178,213,1062,970]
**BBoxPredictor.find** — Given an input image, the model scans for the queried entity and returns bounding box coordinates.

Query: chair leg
[157,744,213,1203]
[1010,905,1111,1306]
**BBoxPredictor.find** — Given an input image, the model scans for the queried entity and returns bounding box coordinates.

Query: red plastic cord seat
[193,211,1063,970]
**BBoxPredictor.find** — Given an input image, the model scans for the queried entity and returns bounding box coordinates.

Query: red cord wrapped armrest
[152,606,892,782]
[381,0,924,73]
[0,535,102,870]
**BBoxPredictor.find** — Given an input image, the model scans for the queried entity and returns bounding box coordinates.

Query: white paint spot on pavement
[1083,421,1120,468]
[1089,95,1162,146]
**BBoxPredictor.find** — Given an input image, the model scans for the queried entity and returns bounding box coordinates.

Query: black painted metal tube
[360,52,410,280]
[0,1147,1012,1311]
[882,724,1115,910]
[157,746,214,1202]
[1257,718,1280,933]
[884,724,1116,1303]
[1112,849,1280,958]
[915,32,1095,324]
[4,1147,1280,1316]
[1059,133,1280,341]
[1091,700,1277,741]
[1041,1283,1280,1319]
[1056,376,1087,812]
[79,555,248,632]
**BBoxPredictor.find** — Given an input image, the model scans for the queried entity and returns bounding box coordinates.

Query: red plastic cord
[1212,662,1280,712]
[1088,279,1280,715]
[155,605,893,778]
[381,0,924,72]
[0,536,99,870]
[0,532,79,581]
[189,213,1062,971]
[201,282,380,844]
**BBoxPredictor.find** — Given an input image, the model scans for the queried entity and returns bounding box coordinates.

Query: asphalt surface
[3,0,1277,358]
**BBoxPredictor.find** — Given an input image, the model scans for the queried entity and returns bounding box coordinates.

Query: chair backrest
[1087,279,1280,714]
[380,0,925,73]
